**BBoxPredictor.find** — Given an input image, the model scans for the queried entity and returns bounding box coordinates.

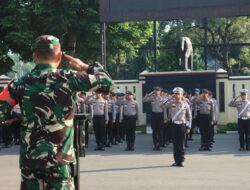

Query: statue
[176,37,193,71]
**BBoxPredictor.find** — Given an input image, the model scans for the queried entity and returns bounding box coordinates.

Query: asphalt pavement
[0,133,250,190]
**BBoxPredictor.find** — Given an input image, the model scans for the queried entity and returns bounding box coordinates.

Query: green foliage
[1,1,250,78]
[217,123,238,133]
[0,1,153,78]
[160,17,250,73]
[106,22,153,79]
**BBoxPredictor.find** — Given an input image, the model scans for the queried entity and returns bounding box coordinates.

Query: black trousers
[238,119,250,149]
[93,115,106,147]
[198,114,212,147]
[112,114,120,142]
[151,112,164,146]
[124,115,136,147]
[84,120,89,146]
[105,113,113,144]
[2,124,12,145]
[172,123,186,164]
[119,120,126,141]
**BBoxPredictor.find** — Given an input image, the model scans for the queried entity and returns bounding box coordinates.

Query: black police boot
[156,144,162,151]
[153,143,157,151]
[130,143,135,151]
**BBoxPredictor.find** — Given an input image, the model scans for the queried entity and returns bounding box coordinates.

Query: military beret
[173,87,184,94]
[35,35,60,50]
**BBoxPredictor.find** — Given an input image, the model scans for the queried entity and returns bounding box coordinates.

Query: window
[219,82,225,112]
[233,84,235,98]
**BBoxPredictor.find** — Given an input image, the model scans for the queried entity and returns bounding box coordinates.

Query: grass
[217,123,238,133]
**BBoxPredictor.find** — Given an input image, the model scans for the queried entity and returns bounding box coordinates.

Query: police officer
[103,92,115,147]
[162,90,171,146]
[209,91,218,144]
[117,91,139,151]
[117,93,126,142]
[85,90,109,151]
[192,89,215,151]
[190,88,200,136]
[75,92,89,151]
[229,89,250,151]
[111,92,121,145]
[78,92,91,148]
[143,86,164,150]
[0,35,113,190]
[163,87,192,167]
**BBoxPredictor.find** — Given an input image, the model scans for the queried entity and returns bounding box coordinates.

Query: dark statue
[176,37,193,71]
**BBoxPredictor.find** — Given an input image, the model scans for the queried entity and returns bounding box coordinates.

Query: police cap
[173,87,184,94]
[153,86,162,91]
[194,88,200,93]
[240,89,248,95]
[202,89,209,93]
[126,91,133,95]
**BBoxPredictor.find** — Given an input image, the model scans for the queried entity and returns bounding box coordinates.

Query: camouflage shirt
[4,63,111,169]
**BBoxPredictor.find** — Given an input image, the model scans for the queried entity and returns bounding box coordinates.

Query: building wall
[222,77,250,124]
[114,80,146,125]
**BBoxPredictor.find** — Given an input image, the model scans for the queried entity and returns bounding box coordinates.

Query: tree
[159,17,250,74]
[106,22,153,79]
[0,1,154,79]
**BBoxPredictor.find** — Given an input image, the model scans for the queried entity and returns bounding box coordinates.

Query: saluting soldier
[117,91,139,151]
[229,89,250,151]
[85,89,109,151]
[143,86,164,150]
[0,35,113,190]
[192,89,215,151]
[163,87,192,167]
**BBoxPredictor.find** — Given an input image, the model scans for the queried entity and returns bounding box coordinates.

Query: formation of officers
[75,86,220,167]
[75,89,139,152]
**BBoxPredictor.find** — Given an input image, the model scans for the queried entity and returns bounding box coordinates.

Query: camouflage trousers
[20,164,74,190]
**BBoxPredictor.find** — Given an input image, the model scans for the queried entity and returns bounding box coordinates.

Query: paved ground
[0,133,250,190]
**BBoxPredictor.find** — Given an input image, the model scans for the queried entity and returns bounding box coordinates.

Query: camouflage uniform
[0,35,113,190]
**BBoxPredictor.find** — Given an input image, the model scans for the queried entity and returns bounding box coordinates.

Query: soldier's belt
[172,121,184,125]
[240,117,250,120]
